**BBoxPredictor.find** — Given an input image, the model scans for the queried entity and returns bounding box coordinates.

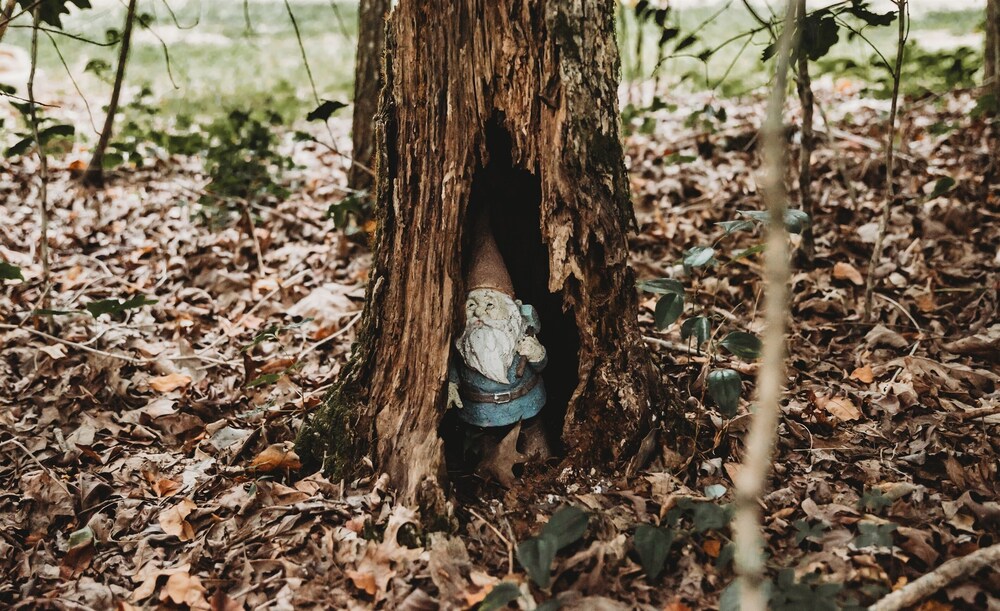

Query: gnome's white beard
[456,291,525,384]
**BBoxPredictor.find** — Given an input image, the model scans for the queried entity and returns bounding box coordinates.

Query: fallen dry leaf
[158,499,197,541]
[833,261,864,285]
[346,569,377,596]
[149,373,193,393]
[249,443,302,472]
[160,570,209,610]
[817,395,862,421]
[850,365,875,384]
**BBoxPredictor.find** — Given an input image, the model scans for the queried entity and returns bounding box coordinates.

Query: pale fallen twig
[467,507,515,576]
[868,543,1000,611]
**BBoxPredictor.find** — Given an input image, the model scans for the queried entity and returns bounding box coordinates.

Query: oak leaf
[149,373,192,393]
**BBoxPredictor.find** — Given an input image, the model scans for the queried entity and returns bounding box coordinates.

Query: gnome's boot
[518,416,551,461]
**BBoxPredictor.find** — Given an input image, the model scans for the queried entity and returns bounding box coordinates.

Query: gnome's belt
[460,374,540,404]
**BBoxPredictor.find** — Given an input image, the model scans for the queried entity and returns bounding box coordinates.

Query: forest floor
[1,83,998,610]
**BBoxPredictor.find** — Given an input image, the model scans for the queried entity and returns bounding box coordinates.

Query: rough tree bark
[347,0,389,191]
[0,0,17,44]
[298,0,663,513]
[82,0,137,188]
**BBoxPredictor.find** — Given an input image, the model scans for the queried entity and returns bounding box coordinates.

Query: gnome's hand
[447,380,463,410]
[516,336,546,363]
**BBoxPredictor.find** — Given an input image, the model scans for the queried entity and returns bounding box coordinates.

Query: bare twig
[299,312,363,358]
[732,1,799,608]
[467,507,515,576]
[869,543,1000,611]
[863,0,908,322]
[0,438,73,497]
[643,335,705,357]
[26,7,50,310]
[795,0,816,260]
[0,323,148,364]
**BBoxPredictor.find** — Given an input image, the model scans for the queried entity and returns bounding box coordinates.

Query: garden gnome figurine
[448,213,550,482]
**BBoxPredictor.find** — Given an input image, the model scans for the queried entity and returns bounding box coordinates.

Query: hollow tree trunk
[82,0,137,188]
[347,0,389,191]
[298,0,662,514]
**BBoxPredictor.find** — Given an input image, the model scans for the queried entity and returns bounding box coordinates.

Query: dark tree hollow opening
[441,120,580,480]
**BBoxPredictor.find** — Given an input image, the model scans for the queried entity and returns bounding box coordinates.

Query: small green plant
[515,505,589,589]
[196,109,293,227]
[0,260,24,282]
[2,89,75,159]
[640,209,809,417]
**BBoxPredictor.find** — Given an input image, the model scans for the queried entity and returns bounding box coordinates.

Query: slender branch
[795,0,815,261]
[863,1,908,322]
[0,323,148,364]
[869,543,1000,611]
[27,7,50,304]
[9,24,121,46]
[43,30,99,134]
[83,0,138,187]
[282,0,346,169]
[135,11,179,88]
[732,1,799,608]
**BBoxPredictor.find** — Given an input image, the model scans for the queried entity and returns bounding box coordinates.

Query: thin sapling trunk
[732,0,798,607]
[348,0,388,191]
[83,0,138,187]
[863,0,907,322]
[796,0,816,261]
[27,7,50,300]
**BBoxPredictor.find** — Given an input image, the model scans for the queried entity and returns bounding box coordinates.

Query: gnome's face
[456,288,525,384]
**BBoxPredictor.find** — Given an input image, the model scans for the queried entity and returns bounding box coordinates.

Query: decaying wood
[298,0,663,512]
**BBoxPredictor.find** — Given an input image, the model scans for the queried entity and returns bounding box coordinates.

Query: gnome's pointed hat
[467,212,514,296]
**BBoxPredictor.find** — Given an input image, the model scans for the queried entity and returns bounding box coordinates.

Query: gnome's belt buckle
[461,375,539,404]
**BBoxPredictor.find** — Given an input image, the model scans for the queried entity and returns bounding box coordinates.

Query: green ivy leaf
[541,505,590,550]
[928,176,956,199]
[845,1,896,27]
[5,136,34,158]
[18,0,92,28]
[516,534,557,588]
[858,488,892,513]
[654,293,683,330]
[0,260,24,281]
[680,316,710,348]
[853,522,896,548]
[637,278,684,295]
[84,294,157,318]
[719,331,762,360]
[634,524,674,582]
[707,368,741,418]
[246,372,282,388]
[683,246,716,269]
[793,519,828,545]
[478,582,521,611]
[690,502,732,533]
[738,209,810,233]
[306,99,348,122]
[717,219,755,235]
[801,13,840,61]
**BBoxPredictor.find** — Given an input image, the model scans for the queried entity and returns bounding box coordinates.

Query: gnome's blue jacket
[450,303,547,427]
